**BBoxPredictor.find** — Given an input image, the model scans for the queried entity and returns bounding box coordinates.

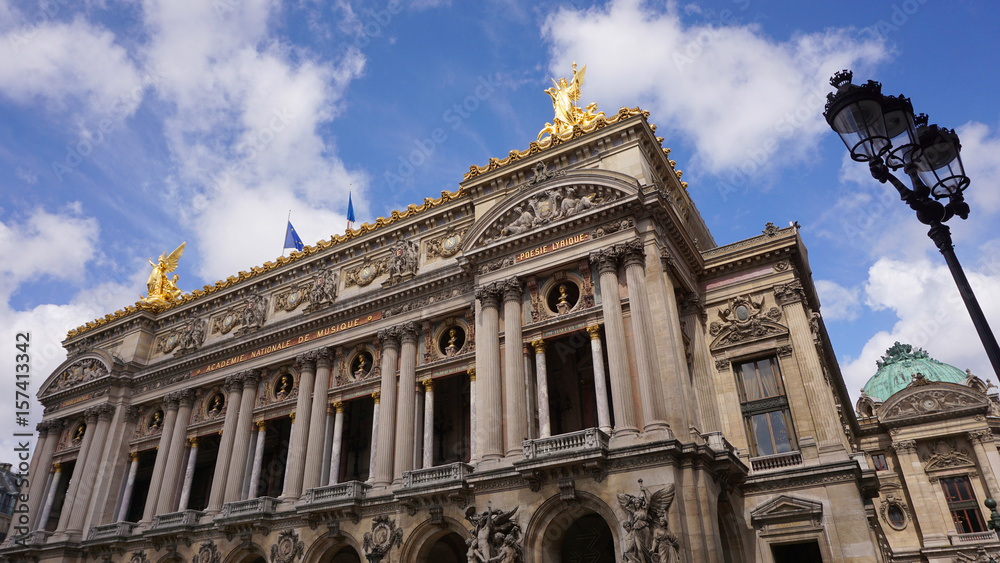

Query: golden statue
[143,242,186,304]
[538,62,605,141]
[74,424,86,441]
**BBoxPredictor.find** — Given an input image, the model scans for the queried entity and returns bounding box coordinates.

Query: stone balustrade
[522,428,608,460]
[86,522,136,541]
[749,450,803,473]
[150,509,202,530]
[401,462,473,488]
[218,496,279,521]
[950,531,1000,545]
[302,481,370,505]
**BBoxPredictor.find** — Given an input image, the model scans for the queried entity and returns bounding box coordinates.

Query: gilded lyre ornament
[538,62,605,141]
[142,242,186,305]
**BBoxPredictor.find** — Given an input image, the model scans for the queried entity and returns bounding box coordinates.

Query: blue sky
[1,0,999,452]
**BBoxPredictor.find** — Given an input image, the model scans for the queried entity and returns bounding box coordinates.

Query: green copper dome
[861,342,969,401]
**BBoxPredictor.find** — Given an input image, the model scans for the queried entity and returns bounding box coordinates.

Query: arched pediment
[38,349,119,399]
[878,381,988,425]
[463,167,640,251]
[708,293,788,350]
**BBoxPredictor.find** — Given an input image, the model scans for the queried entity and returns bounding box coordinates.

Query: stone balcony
[396,463,474,512]
[150,510,203,531]
[401,462,473,489]
[749,450,803,473]
[85,521,137,543]
[514,428,610,490]
[950,531,1000,545]
[298,481,370,524]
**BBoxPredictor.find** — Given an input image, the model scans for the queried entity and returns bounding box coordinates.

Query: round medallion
[287,290,300,307]
[358,264,376,284]
[735,305,750,321]
[921,398,938,411]
[443,235,460,252]
[165,333,179,350]
[222,313,236,331]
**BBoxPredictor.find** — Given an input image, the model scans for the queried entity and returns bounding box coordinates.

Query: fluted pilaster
[393,324,419,482]
[373,328,400,487]
[26,420,60,530]
[304,348,334,491]
[225,370,261,502]
[474,283,504,462]
[66,404,115,535]
[502,277,527,456]
[142,395,179,522]
[157,389,195,513]
[207,373,244,513]
[590,248,638,435]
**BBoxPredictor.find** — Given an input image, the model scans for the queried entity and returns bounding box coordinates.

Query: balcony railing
[219,496,279,520]
[951,531,1000,545]
[522,428,609,460]
[302,481,369,505]
[749,450,803,473]
[87,521,137,541]
[150,510,202,530]
[402,463,473,488]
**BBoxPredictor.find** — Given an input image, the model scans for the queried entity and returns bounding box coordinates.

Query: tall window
[941,476,988,533]
[735,356,796,457]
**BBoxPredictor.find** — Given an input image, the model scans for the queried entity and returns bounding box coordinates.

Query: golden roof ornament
[538,62,606,141]
[142,242,185,305]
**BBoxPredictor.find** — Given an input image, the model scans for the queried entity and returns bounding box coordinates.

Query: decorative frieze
[49,358,108,393]
[426,228,467,258]
[708,294,786,348]
[345,256,389,288]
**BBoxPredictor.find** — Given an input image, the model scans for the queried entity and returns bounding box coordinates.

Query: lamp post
[824,70,1000,378]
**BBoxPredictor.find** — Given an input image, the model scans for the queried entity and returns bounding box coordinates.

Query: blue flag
[284,221,304,251]
[347,192,356,225]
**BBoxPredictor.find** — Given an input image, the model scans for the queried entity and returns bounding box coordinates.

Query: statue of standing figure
[617,480,680,563]
[465,505,522,563]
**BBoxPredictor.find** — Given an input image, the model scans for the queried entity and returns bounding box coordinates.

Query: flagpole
[283,210,291,257]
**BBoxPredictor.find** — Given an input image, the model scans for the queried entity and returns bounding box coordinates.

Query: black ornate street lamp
[824,70,1000,378]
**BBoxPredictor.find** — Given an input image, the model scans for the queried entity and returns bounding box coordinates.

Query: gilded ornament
[538,62,605,141]
[142,242,186,305]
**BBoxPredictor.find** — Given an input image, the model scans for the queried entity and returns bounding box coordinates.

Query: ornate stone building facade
[4,108,883,562]
[856,343,1000,562]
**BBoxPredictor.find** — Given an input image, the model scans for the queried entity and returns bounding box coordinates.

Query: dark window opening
[432,373,471,466]
[771,540,823,563]
[256,417,292,498]
[339,397,374,483]
[426,531,467,563]
[184,434,220,510]
[43,459,75,531]
[546,331,603,435]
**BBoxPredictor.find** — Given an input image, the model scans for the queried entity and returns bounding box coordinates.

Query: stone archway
[222,544,268,563]
[523,491,621,563]
[400,517,471,562]
[302,532,364,563]
[560,513,615,562]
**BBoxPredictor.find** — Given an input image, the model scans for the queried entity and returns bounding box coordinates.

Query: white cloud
[0,207,100,298]
[840,257,1000,401]
[541,1,887,176]
[815,279,861,322]
[0,18,144,116]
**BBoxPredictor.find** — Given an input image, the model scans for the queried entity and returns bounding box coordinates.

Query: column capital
[773,280,806,306]
[296,351,319,371]
[589,248,620,275]
[678,292,705,319]
[371,391,381,404]
[188,437,199,447]
[175,389,197,407]
[52,462,62,472]
[969,429,995,444]
[316,348,334,369]
[241,369,262,388]
[467,368,476,382]
[532,339,546,354]
[421,379,434,391]
[620,238,646,268]
[256,420,268,431]
[124,405,142,423]
[475,282,502,309]
[377,327,402,350]
[890,439,917,455]
[586,324,602,340]
[333,402,344,413]
[128,451,140,462]
[501,276,523,302]
[224,372,245,392]
[84,404,114,422]
[658,245,677,273]
[163,391,183,410]
[289,412,296,422]
[399,322,419,345]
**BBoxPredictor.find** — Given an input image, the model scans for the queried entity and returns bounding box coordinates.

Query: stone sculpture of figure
[275,375,292,399]
[150,411,163,430]
[556,284,571,314]
[538,62,605,140]
[388,240,419,279]
[74,424,86,441]
[617,480,677,563]
[559,187,595,218]
[502,207,536,237]
[446,328,459,357]
[143,242,186,304]
[241,294,268,329]
[489,533,523,563]
[309,270,339,305]
[178,320,206,351]
[208,395,223,416]
[466,505,521,563]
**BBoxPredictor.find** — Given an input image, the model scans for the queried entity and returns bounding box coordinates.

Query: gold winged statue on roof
[538,62,605,141]
[142,242,186,305]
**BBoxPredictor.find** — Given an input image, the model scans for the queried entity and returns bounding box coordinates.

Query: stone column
[177,438,199,511]
[26,420,60,530]
[622,240,670,433]
[116,452,140,522]
[590,248,638,435]
[422,380,435,469]
[373,328,400,487]
[304,349,333,492]
[368,392,380,483]
[414,384,424,470]
[321,406,334,487]
[394,323,419,483]
[657,248,695,435]
[502,277,528,457]
[468,370,477,463]
[247,421,267,499]
[224,370,261,502]
[474,284,503,462]
[586,325,613,434]
[680,293,722,433]
[283,351,317,499]
[892,440,951,545]
[532,340,551,439]
[523,345,537,439]
[207,373,244,513]
[142,396,179,522]
[157,390,196,514]
[65,404,115,535]
[37,463,63,531]
[328,404,345,485]
[774,281,843,452]
[969,430,1000,498]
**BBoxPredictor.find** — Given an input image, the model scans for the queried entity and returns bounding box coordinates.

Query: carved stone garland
[362,515,403,562]
[270,529,305,563]
[709,294,786,348]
